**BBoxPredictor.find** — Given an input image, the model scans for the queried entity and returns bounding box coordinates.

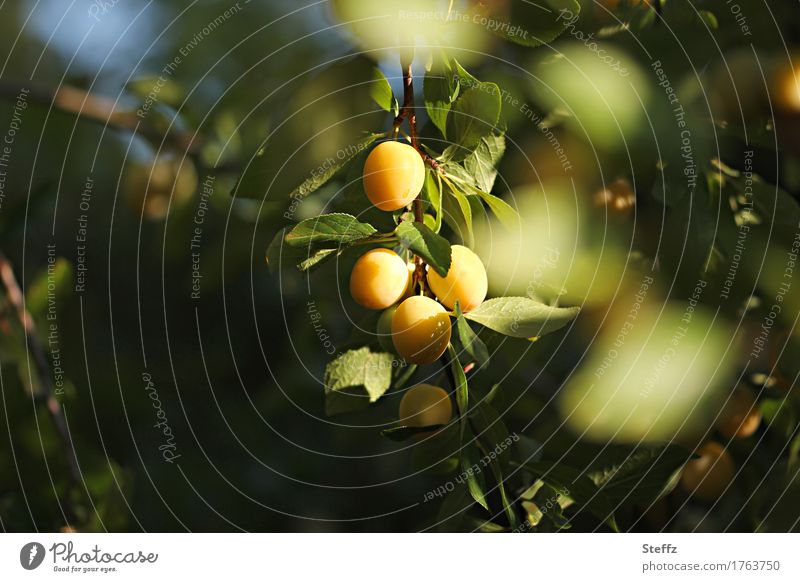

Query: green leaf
[381,424,445,441]
[424,58,456,136]
[454,301,490,366]
[472,0,579,48]
[448,344,469,444]
[298,248,338,272]
[265,228,314,273]
[370,68,398,116]
[453,60,478,87]
[443,180,474,246]
[761,398,797,439]
[698,10,718,29]
[324,347,395,415]
[515,461,618,531]
[588,444,690,506]
[446,84,502,153]
[471,402,511,463]
[465,297,579,338]
[283,132,385,201]
[463,445,490,510]
[422,169,444,233]
[463,134,506,193]
[441,160,477,186]
[473,192,519,230]
[488,460,518,527]
[747,176,800,229]
[265,230,345,273]
[26,259,73,318]
[395,221,452,277]
[285,213,378,247]
[524,481,572,530]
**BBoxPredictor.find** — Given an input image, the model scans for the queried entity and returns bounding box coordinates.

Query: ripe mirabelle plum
[349,249,409,310]
[362,141,425,211]
[680,441,735,502]
[427,245,488,312]
[391,296,451,364]
[717,388,762,439]
[398,384,453,428]
[774,60,800,113]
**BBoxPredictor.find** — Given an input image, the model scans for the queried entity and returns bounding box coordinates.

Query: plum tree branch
[0,80,202,155]
[392,54,434,295]
[0,253,79,522]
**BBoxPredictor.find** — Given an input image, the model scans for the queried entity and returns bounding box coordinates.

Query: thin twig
[0,254,81,513]
[0,80,202,155]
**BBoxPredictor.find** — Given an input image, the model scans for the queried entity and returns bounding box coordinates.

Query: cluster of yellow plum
[351,140,489,366]
[352,140,491,430]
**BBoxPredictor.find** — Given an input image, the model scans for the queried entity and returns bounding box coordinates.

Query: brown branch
[0,80,202,155]
[0,253,80,521]
[392,54,433,295]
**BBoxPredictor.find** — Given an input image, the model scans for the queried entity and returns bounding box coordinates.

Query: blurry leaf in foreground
[559,303,735,443]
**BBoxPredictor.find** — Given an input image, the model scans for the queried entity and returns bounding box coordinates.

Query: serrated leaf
[324,348,395,415]
[285,213,378,247]
[455,301,489,365]
[464,134,506,192]
[370,68,398,116]
[395,221,452,277]
[472,0,579,48]
[381,424,445,441]
[446,84,502,153]
[465,297,579,338]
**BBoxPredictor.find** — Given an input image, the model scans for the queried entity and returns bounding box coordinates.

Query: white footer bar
[1,533,797,581]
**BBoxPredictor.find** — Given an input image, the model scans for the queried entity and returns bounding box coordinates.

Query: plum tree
[398,384,453,429]
[717,388,762,439]
[362,141,425,211]
[349,248,410,310]
[680,441,735,501]
[427,244,488,312]
[391,295,451,364]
